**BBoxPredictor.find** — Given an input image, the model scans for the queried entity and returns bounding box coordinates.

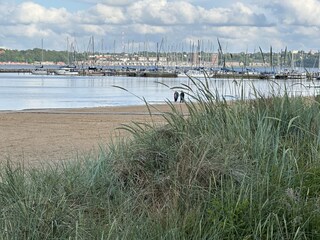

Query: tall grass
[1,78,320,239]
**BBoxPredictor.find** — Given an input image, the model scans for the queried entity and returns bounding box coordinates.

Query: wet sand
[0,104,188,167]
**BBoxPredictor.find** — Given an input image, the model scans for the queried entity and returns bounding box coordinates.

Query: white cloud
[0,1,17,25]
[128,0,200,25]
[0,0,319,52]
[77,4,126,25]
[10,2,70,25]
[131,24,169,35]
[127,0,269,27]
[200,2,268,26]
[79,24,107,35]
[74,0,136,6]
[4,24,53,38]
[265,0,320,26]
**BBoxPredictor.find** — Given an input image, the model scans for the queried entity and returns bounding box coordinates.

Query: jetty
[0,68,32,74]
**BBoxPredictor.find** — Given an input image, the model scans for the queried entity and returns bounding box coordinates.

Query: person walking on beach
[180,91,185,103]
[174,91,179,102]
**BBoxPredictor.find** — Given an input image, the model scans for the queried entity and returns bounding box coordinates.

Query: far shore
[0,103,188,167]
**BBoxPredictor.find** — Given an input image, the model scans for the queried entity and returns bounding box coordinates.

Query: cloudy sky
[1,0,320,53]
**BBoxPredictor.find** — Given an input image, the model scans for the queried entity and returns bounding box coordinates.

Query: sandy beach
[0,104,188,167]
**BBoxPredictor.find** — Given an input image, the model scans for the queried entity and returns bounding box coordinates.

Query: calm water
[0,73,319,110]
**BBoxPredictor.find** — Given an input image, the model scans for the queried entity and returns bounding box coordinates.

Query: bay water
[0,73,319,111]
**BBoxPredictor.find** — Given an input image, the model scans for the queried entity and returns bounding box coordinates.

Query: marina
[1,65,319,80]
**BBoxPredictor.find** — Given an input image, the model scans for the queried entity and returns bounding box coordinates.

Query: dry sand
[0,104,188,167]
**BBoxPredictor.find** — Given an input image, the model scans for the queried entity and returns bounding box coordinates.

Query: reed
[0,78,320,239]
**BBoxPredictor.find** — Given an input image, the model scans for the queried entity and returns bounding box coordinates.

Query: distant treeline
[0,48,86,64]
[0,48,319,68]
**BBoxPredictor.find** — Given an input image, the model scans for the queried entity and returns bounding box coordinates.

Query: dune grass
[1,78,320,239]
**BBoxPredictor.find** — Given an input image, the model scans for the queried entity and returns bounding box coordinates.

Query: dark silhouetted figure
[174,91,179,102]
[180,91,185,103]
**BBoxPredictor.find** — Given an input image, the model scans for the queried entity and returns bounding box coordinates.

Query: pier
[0,68,32,74]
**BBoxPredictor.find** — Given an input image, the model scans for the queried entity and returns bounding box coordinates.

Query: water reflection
[0,73,319,110]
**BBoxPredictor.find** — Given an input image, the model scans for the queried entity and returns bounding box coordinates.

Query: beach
[0,104,188,167]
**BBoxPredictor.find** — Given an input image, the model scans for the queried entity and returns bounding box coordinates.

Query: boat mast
[67,37,70,66]
[318,50,320,70]
[291,51,294,70]
[41,38,44,65]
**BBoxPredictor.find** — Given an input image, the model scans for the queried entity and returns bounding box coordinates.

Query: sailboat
[54,66,79,75]
[315,51,320,80]
[31,39,48,75]
[275,50,306,79]
[54,38,79,76]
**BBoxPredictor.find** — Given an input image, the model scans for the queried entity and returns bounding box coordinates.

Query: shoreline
[0,102,171,113]
[0,103,188,167]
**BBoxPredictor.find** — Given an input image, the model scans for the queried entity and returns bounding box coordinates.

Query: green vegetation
[1,79,320,239]
[0,48,86,63]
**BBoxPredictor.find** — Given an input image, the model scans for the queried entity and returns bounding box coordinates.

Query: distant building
[138,56,148,62]
[225,61,242,67]
[148,57,157,62]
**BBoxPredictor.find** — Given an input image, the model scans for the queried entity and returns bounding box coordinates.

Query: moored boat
[178,69,211,78]
[31,66,48,75]
[54,66,79,75]
[275,69,306,79]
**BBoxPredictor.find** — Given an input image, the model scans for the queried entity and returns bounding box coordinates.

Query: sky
[1,0,320,53]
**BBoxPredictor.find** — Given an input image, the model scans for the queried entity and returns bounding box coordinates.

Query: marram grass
[1,79,320,239]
